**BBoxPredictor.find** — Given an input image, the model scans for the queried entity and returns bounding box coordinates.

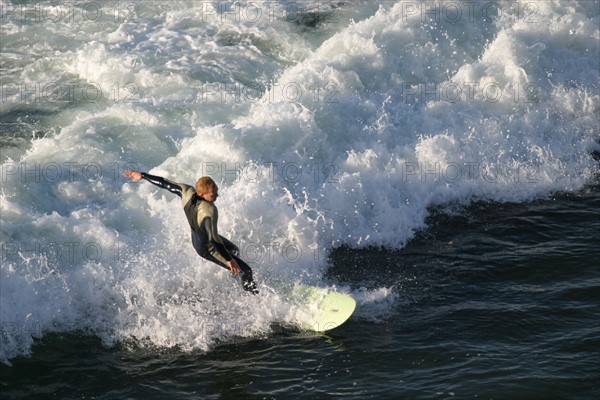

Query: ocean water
[1,0,599,398]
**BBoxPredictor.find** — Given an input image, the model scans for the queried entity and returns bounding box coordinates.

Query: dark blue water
[2,1,599,398]
[2,186,598,399]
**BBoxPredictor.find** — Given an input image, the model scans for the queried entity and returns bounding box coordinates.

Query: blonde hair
[196,176,218,195]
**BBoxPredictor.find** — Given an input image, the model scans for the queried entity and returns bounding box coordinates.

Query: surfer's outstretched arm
[124,169,186,198]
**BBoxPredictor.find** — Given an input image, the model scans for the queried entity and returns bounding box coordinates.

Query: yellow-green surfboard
[275,283,356,332]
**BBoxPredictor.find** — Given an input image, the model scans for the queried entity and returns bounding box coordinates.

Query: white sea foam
[1,0,598,362]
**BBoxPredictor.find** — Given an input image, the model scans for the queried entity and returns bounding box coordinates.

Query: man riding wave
[124,170,258,294]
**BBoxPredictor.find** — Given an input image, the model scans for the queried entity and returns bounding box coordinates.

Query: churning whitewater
[1,0,598,363]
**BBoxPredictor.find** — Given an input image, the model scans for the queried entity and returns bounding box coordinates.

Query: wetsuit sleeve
[202,207,233,263]
[140,172,188,198]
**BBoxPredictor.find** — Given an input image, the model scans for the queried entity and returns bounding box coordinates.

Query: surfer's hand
[227,259,242,275]
[124,170,142,182]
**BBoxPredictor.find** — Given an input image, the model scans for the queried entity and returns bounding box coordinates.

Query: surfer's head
[196,176,219,202]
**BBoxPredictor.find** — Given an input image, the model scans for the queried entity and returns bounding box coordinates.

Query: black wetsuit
[140,172,257,293]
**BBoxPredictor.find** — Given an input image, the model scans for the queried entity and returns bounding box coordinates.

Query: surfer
[123,170,258,294]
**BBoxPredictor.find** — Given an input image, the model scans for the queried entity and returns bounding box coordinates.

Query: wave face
[1,0,598,362]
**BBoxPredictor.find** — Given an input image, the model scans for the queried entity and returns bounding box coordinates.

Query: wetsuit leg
[191,231,258,294]
[231,255,258,293]
[219,235,239,257]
